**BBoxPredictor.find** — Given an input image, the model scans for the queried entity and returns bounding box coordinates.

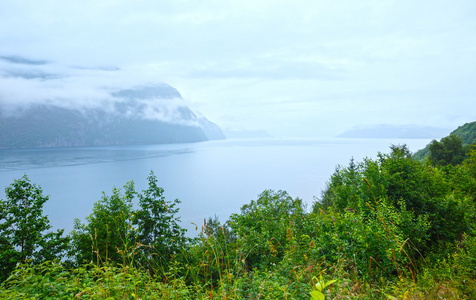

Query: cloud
[0,55,49,65]
[0,57,201,126]
[187,56,346,80]
[110,84,200,126]
[73,66,120,72]
[3,69,61,80]
[0,59,110,109]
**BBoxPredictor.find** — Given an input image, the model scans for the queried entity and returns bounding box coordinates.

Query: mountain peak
[111,84,182,100]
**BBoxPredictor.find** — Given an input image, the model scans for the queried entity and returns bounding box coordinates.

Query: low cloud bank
[0,56,199,127]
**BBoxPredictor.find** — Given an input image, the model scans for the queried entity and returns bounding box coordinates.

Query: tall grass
[2,209,476,299]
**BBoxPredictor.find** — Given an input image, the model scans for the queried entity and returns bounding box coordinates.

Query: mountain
[413,121,476,161]
[337,124,451,139]
[0,84,225,148]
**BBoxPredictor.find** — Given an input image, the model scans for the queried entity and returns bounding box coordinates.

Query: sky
[1,0,475,138]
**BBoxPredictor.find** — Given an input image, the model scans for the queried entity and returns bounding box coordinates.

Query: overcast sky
[1,0,475,137]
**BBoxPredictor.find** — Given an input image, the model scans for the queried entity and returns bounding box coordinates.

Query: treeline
[1,138,476,298]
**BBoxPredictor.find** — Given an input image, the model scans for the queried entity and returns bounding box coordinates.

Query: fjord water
[0,138,431,235]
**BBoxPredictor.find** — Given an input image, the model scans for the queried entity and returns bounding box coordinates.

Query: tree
[315,145,469,255]
[0,175,69,281]
[429,135,467,166]
[229,190,305,269]
[70,171,187,270]
[133,171,187,269]
[70,182,137,265]
[447,148,476,210]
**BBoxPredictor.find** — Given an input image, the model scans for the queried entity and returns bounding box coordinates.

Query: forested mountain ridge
[0,84,225,148]
[451,121,476,145]
[413,121,476,162]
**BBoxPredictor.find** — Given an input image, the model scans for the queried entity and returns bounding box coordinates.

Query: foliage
[133,171,187,270]
[185,216,238,288]
[413,120,476,162]
[229,190,305,269]
[450,121,476,145]
[448,148,476,199]
[0,175,69,282]
[310,275,336,300]
[70,182,137,266]
[70,171,187,272]
[429,135,468,166]
[315,145,470,256]
[0,260,193,299]
[2,140,476,299]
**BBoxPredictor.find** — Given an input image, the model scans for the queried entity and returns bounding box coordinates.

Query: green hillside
[451,121,476,145]
[413,121,476,161]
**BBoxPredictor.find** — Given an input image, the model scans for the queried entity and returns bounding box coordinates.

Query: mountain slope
[0,84,225,148]
[413,121,476,161]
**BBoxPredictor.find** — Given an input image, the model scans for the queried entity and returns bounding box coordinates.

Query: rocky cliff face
[0,84,225,148]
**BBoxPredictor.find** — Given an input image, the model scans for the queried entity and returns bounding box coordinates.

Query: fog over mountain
[0,56,225,148]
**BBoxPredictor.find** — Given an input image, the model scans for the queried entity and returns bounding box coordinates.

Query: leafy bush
[229,190,305,270]
[0,260,193,299]
[316,145,469,257]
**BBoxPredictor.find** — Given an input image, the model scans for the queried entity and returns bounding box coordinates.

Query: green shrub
[229,190,305,270]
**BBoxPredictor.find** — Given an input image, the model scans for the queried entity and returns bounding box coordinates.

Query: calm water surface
[0,138,431,235]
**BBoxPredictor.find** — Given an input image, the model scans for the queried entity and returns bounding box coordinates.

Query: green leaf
[310,290,324,300]
[323,279,336,289]
[314,281,323,291]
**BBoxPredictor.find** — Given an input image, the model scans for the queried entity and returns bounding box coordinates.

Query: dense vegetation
[1,132,476,298]
[413,121,476,162]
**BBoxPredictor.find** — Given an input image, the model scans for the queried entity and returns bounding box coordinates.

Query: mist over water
[0,138,431,236]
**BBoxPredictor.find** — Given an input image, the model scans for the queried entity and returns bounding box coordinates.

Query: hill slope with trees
[413,121,476,162]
